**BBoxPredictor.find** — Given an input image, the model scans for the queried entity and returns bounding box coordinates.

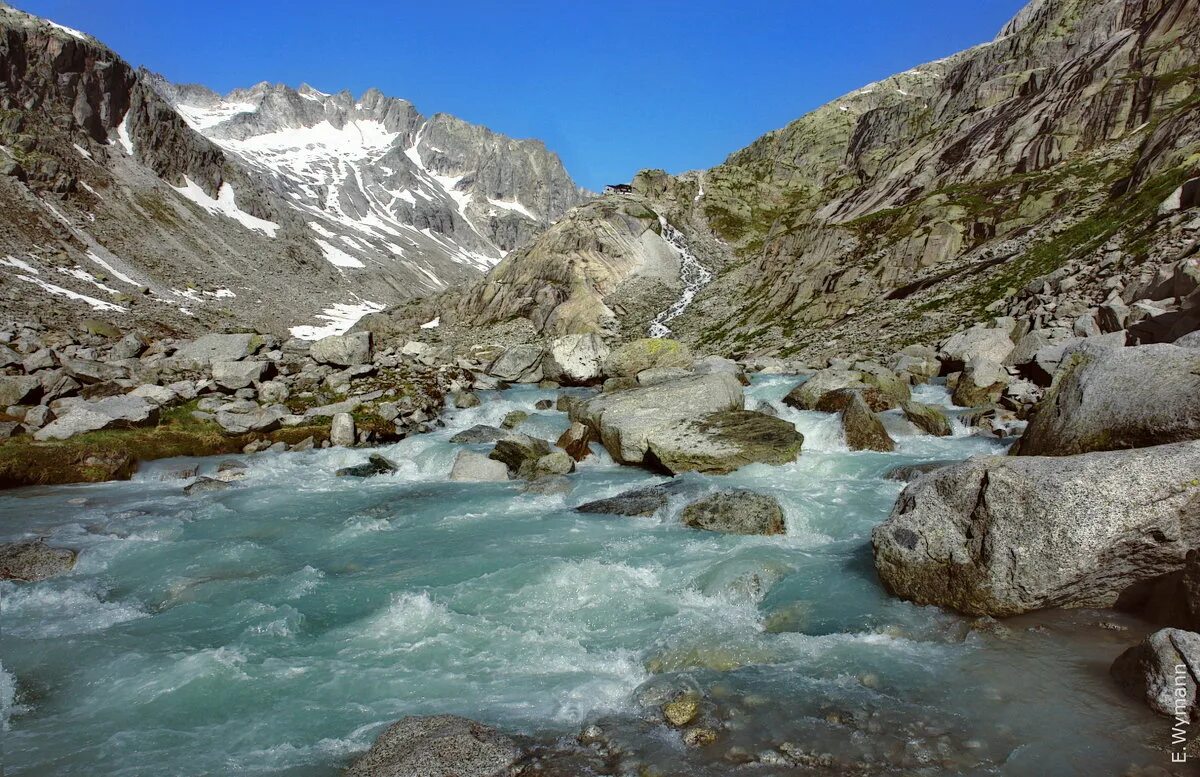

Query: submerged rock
[450,425,508,444]
[1111,628,1200,720]
[184,477,232,495]
[337,453,398,478]
[0,541,77,581]
[522,475,573,495]
[882,461,955,482]
[500,410,528,430]
[576,484,677,516]
[345,714,520,777]
[680,490,786,535]
[872,441,1200,616]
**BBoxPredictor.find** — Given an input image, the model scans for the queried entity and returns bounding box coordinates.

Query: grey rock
[1176,331,1200,349]
[1111,629,1200,720]
[449,425,508,444]
[901,401,952,436]
[487,345,544,383]
[129,384,176,405]
[841,392,895,452]
[883,461,955,482]
[21,404,50,429]
[330,412,356,447]
[871,441,1200,616]
[172,333,262,366]
[310,332,371,367]
[1013,343,1200,456]
[569,373,743,466]
[0,375,41,406]
[488,433,552,479]
[636,367,694,386]
[0,541,77,581]
[452,391,481,409]
[951,357,1009,407]
[576,482,688,516]
[541,334,609,385]
[212,360,268,390]
[215,404,288,435]
[344,714,520,777]
[256,380,290,404]
[940,326,1015,369]
[500,410,528,430]
[109,333,146,360]
[449,450,510,482]
[555,421,592,461]
[521,475,573,495]
[641,410,803,475]
[602,338,693,378]
[782,368,865,411]
[21,348,55,372]
[185,476,233,495]
[534,450,575,477]
[680,490,786,535]
[34,395,160,440]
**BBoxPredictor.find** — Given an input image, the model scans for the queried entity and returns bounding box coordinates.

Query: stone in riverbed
[184,477,231,495]
[569,373,743,466]
[871,440,1200,616]
[783,368,866,411]
[901,401,952,437]
[453,391,481,409]
[1110,628,1200,720]
[643,410,803,475]
[575,483,682,516]
[0,541,77,581]
[487,345,544,383]
[449,450,510,482]
[556,421,592,461]
[534,451,575,476]
[680,490,786,535]
[337,453,399,478]
[449,425,508,444]
[344,714,520,777]
[882,461,955,482]
[841,392,895,452]
[500,410,528,430]
[488,433,552,479]
[522,475,573,495]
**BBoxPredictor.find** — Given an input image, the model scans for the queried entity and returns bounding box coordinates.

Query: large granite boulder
[450,425,508,444]
[1111,629,1200,720]
[34,395,160,441]
[1012,343,1200,456]
[542,334,609,385]
[212,360,269,390]
[215,403,289,435]
[449,451,510,482]
[345,715,520,777]
[783,368,866,411]
[902,401,952,437]
[602,338,692,378]
[487,345,544,383]
[555,421,593,461]
[0,541,77,581]
[640,410,803,475]
[310,332,371,367]
[871,441,1200,616]
[568,373,743,466]
[950,357,1009,407]
[576,482,686,516]
[330,412,356,446]
[679,490,786,535]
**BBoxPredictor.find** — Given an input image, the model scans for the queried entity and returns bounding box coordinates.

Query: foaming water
[0,379,1171,775]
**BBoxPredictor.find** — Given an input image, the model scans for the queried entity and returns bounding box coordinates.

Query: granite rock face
[872,441,1200,616]
[345,715,520,777]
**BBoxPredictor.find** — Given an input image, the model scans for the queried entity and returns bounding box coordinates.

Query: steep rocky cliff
[446,0,1199,358]
[0,3,586,338]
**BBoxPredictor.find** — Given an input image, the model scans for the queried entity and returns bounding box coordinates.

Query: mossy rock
[603,338,694,378]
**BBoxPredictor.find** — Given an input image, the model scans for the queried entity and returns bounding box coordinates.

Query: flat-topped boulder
[34,395,160,441]
[171,333,263,366]
[602,338,692,378]
[310,332,371,367]
[642,410,803,475]
[1012,343,1200,456]
[872,440,1200,617]
[542,333,609,385]
[569,372,743,466]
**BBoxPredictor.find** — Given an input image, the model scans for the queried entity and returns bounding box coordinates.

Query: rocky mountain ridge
[423,0,1198,361]
[0,3,586,339]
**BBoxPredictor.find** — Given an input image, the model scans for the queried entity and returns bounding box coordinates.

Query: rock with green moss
[644,410,803,475]
[901,401,952,436]
[603,338,692,378]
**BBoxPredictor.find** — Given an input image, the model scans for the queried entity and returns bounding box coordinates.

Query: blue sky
[18,0,1027,191]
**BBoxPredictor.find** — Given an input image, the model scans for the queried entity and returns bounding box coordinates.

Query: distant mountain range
[0,2,588,337]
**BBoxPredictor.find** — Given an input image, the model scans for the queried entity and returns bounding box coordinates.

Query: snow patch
[173,177,280,237]
[15,275,127,312]
[289,301,386,340]
[487,197,537,220]
[314,239,364,269]
[47,20,87,40]
[116,116,134,155]
[85,250,139,287]
[0,255,38,274]
[419,316,440,329]
[72,143,92,160]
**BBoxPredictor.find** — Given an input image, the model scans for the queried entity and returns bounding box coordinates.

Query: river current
[0,377,1172,775]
